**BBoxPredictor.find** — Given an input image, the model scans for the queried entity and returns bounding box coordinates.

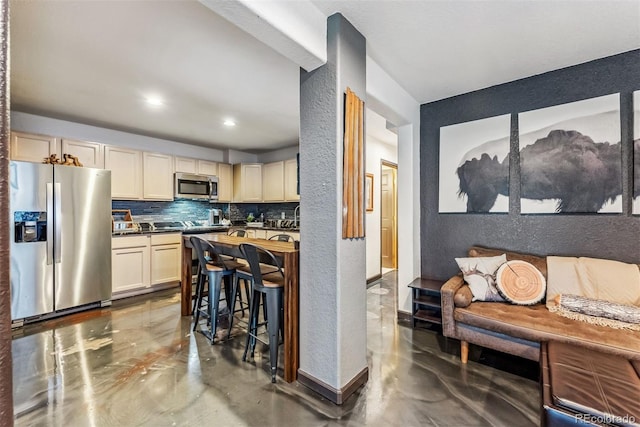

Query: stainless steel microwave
[174,173,218,202]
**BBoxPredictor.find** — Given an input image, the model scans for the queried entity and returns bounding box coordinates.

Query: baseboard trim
[366,274,382,285]
[111,281,179,301]
[397,310,412,326]
[298,366,369,405]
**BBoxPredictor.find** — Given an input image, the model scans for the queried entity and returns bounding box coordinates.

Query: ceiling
[313,0,640,102]
[10,1,639,152]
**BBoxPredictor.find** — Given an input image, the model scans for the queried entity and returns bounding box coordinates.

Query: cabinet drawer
[150,233,182,246]
[112,235,149,249]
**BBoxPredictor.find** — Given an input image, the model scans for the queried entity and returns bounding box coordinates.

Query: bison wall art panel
[518,94,621,214]
[634,90,640,215]
[439,114,511,213]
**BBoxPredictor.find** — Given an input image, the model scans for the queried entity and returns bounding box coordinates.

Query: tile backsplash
[111,200,300,223]
[229,203,299,223]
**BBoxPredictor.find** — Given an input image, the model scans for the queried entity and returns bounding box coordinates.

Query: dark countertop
[112,226,230,237]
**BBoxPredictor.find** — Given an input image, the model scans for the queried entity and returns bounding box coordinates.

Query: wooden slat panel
[343,87,365,239]
[357,97,364,236]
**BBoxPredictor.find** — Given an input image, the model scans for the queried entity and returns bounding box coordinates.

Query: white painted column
[298,13,368,404]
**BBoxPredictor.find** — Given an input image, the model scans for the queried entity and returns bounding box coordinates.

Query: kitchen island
[180,233,299,382]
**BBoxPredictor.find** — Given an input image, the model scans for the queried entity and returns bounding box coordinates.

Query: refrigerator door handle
[54,182,62,264]
[46,183,54,265]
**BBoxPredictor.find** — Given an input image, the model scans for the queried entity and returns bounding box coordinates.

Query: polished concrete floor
[12,272,540,426]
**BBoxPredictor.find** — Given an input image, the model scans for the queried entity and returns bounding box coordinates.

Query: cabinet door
[217,163,233,202]
[150,243,181,285]
[284,158,300,201]
[112,244,150,293]
[197,160,218,176]
[266,230,299,241]
[104,146,143,199]
[61,139,103,169]
[175,157,197,173]
[252,229,267,240]
[263,161,284,202]
[235,163,262,202]
[143,152,174,200]
[10,131,59,163]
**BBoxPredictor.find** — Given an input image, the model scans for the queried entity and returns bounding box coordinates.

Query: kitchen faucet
[294,204,300,228]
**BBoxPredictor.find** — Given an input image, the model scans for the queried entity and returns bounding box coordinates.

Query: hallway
[12,273,539,426]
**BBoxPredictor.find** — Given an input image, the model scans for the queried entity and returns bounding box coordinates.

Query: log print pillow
[495,260,546,305]
[455,254,507,302]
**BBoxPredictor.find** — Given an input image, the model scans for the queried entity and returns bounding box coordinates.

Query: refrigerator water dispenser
[14,211,47,243]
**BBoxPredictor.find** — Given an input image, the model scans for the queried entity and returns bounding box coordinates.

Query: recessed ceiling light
[223,119,236,127]
[145,96,164,107]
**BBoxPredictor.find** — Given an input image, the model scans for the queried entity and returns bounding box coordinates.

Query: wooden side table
[408,278,444,329]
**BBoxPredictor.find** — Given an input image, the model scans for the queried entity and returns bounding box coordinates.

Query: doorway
[380,161,397,272]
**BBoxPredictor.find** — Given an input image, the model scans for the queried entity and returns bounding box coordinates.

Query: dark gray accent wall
[421,50,640,279]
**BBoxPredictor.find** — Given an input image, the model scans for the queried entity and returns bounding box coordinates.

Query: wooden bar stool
[239,243,285,383]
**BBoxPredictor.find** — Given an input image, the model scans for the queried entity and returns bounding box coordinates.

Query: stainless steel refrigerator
[10,160,112,324]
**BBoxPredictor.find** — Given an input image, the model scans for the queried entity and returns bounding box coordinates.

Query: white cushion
[455,254,507,302]
[546,256,640,309]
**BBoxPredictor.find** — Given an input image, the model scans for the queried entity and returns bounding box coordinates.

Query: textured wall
[299,13,367,390]
[421,50,640,279]
[0,0,13,423]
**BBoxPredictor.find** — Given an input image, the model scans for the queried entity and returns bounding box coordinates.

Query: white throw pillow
[455,254,507,302]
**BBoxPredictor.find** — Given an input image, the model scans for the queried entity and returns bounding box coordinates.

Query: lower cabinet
[112,235,151,294]
[112,233,181,298]
[266,230,300,241]
[237,229,299,240]
[150,234,182,285]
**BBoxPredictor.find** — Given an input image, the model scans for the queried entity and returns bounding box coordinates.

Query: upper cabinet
[233,163,262,202]
[104,146,143,200]
[263,161,284,202]
[10,131,60,163]
[217,162,233,202]
[284,158,299,201]
[197,160,218,176]
[61,138,103,169]
[10,131,106,170]
[174,157,197,174]
[143,152,174,200]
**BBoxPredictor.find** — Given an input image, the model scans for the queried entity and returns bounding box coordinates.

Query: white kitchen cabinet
[263,161,284,202]
[143,152,174,200]
[10,131,60,163]
[252,229,267,240]
[112,235,151,294]
[197,160,218,176]
[284,158,300,201]
[174,157,197,173]
[217,162,233,202]
[61,138,103,169]
[150,233,182,285]
[104,146,143,200]
[233,163,263,202]
[112,233,181,297]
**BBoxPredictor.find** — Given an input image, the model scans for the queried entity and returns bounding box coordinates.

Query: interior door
[381,165,397,269]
